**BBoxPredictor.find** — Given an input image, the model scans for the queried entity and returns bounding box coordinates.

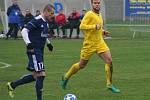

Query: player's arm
[102,19,110,36]
[80,12,96,30]
[46,38,53,52]
[102,21,110,36]
[7,7,11,16]
[21,28,31,44]
[21,19,37,52]
[21,28,34,52]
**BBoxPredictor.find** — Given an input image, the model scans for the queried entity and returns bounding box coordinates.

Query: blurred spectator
[18,11,25,30]
[6,0,21,39]
[24,9,34,26]
[35,10,41,16]
[68,8,81,38]
[56,9,67,38]
[48,14,59,38]
[80,9,87,20]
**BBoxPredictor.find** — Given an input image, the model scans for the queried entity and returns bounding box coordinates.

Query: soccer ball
[64,93,77,100]
[0,34,5,39]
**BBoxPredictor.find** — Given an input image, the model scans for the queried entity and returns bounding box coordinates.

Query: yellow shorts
[80,41,110,60]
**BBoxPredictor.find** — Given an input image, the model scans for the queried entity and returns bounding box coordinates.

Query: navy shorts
[26,48,45,72]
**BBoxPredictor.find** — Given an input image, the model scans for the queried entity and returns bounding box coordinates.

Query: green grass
[0,26,150,100]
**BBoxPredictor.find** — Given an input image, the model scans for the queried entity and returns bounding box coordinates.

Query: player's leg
[61,46,93,89]
[33,72,45,100]
[13,24,19,39]
[61,59,88,89]
[7,50,39,98]
[49,28,55,37]
[76,26,80,38]
[9,74,35,89]
[62,27,66,38]
[7,74,35,98]
[100,51,120,93]
[65,59,88,79]
[69,24,74,38]
[56,24,60,37]
[56,28,60,37]
[6,23,13,39]
[69,28,73,38]
[32,48,46,100]
[100,51,112,85]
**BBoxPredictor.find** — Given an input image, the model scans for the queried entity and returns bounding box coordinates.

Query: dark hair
[82,9,86,11]
[36,10,40,12]
[43,4,55,12]
[91,0,100,3]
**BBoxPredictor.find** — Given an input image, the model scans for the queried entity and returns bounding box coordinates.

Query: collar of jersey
[38,15,46,22]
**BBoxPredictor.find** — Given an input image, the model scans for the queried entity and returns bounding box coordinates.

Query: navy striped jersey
[26,15,49,48]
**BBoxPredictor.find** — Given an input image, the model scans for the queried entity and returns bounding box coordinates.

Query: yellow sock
[105,63,113,86]
[65,63,80,79]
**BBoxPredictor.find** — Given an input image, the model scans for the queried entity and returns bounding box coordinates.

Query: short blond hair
[43,4,55,12]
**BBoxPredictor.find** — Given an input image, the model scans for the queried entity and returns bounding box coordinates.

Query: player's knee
[105,58,112,64]
[33,71,46,79]
[79,62,87,69]
[79,59,88,69]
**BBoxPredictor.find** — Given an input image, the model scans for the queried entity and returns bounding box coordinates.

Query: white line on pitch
[0,61,11,68]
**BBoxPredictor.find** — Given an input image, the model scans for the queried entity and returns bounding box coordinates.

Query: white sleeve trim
[21,28,31,45]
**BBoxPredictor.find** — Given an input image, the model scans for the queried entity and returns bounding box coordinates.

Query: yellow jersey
[80,10,104,46]
[80,11,109,60]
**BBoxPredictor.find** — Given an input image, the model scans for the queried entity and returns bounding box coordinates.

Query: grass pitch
[0,26,150,100]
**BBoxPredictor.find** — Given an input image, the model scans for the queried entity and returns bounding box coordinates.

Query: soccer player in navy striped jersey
[7,4,55,100]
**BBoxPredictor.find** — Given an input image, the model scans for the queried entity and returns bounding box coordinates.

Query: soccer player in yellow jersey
[61,0,120,93]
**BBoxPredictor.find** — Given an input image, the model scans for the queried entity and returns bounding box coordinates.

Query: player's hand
[27,43,34,53]
[96,24,101,30]
[103,30,111,36]
[47,43,53,51]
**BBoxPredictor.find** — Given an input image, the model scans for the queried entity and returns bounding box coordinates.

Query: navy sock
[11,74,35,89]
[35,76,45,100]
